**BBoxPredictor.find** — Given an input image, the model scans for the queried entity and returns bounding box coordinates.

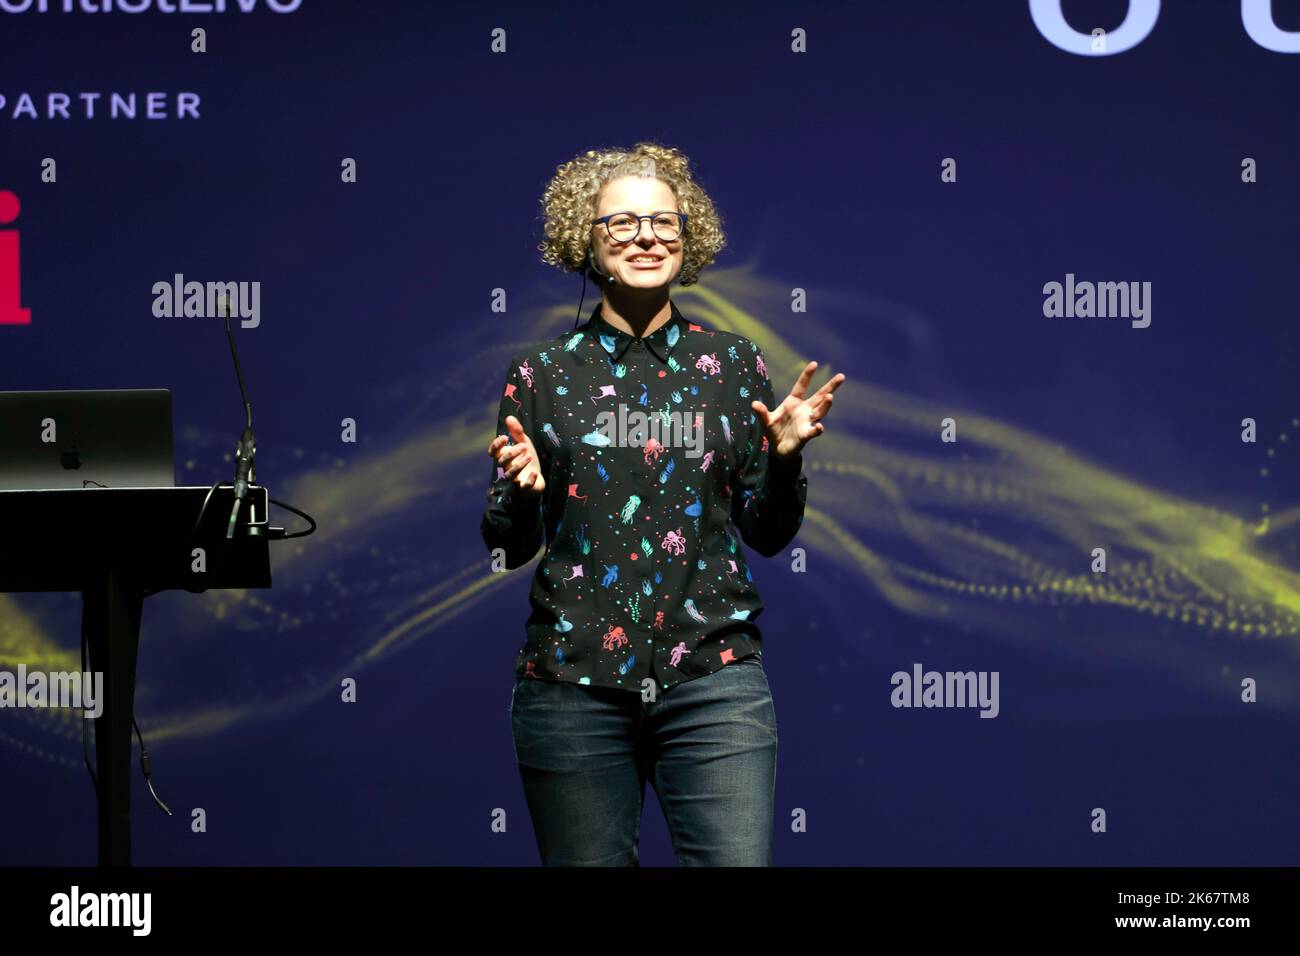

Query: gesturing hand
[752,361,846,459]
[488,415,546,499]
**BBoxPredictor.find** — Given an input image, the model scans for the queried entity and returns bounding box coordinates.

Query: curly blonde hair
[537,141,726,287]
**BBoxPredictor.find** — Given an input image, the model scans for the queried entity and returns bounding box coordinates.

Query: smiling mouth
[627,256,664,267]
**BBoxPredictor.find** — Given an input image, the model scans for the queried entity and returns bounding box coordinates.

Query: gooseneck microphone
[222,298,256,539]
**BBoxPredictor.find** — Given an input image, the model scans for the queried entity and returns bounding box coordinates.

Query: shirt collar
[584,300,685,364]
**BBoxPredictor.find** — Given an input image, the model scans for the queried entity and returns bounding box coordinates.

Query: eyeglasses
[591,210,688,243]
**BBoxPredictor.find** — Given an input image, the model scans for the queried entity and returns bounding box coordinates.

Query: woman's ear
[585,247,615,285]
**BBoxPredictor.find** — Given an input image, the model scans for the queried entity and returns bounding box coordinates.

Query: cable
[133,717,172,816]
[573,259,590,330]
[80,609,98,799]
[268,496,317,540]
[192,479,233,539]
[82,597,172,815]
[142,479,231,597]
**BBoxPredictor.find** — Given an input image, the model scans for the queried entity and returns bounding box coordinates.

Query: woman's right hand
[489,415,546,499]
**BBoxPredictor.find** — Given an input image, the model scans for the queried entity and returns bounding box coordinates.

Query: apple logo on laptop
[60,445,82,470]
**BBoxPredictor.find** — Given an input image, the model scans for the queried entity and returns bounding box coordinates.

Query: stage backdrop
[1,0,1297,865]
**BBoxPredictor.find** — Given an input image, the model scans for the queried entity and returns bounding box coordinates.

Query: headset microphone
[574,249,617,329]
[586,248,618,286]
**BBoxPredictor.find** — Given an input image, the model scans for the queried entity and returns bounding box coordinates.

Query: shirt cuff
[502,480,544,515]
[766,450,804,496]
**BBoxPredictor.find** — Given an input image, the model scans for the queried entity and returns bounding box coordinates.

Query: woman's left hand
[752,361,846,459]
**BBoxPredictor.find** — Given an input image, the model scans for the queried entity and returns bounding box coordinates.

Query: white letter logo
[1028,0,1160,56]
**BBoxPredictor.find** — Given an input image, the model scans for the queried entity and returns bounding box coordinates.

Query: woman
[482,142,844,866]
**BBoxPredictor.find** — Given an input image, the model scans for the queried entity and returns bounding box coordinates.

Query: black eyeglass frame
[590,210,689,243]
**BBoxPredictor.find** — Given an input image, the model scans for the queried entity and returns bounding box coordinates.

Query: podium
[0,484,273,866]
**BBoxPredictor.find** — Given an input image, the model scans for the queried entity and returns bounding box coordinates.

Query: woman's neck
[599,290,672,339]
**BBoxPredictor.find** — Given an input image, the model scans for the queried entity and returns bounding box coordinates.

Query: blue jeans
[510,655,778,866]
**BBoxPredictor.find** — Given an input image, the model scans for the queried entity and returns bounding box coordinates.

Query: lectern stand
[0,484,273,866]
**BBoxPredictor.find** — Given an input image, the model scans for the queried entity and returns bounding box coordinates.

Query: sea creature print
[661,527,686,556]
[683,598,707,623]
[620,495,641,524]
[602,625,629,651]
[696,352,721,375]
[518,359,534,388]
[643,437,664,466]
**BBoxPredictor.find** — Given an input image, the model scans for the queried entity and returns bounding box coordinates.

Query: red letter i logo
[0,190,33,326]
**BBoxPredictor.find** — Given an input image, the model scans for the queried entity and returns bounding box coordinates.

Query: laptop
[0,389,174,491]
